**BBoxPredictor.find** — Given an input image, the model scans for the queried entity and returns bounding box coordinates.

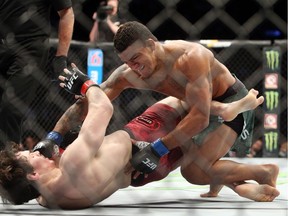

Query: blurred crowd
[246,138,287,158]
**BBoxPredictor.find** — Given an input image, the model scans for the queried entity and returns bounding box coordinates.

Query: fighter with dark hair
[101,21,266,189]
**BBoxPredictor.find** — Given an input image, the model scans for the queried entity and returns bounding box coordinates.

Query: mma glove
[52,55,67,76]
[130,139,170,174]
[32,131,63,158]
[62,66,99,96]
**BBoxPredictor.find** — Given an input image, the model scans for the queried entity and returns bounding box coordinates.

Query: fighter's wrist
[54,55,67,59]
[151,138,169,157]
[81,80,100,96]
[46,131,63,145]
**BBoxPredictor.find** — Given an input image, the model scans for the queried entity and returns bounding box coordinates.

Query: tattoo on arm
[53,99,88,135]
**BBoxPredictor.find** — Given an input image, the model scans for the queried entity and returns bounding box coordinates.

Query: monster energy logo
[265,91,279,110]
[264,132,278,152]
[265,50,280,70]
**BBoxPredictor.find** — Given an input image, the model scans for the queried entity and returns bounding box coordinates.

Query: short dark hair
[0,143,40,205]
[113,21,158,53]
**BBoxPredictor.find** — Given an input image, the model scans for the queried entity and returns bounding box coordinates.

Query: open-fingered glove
[62,66,99,96]
[130,139,169,174]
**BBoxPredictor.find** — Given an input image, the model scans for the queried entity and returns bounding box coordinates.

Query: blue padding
[151,138,169,157]
[46,131,63,145]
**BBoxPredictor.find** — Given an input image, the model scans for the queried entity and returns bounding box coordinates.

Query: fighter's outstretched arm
[58,64,113,162]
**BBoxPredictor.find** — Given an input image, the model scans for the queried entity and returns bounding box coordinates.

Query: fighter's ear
[145,39,155,50]
[27,172,40,181]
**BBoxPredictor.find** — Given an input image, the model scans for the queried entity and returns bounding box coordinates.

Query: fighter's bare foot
[221,89,264,122]
[234,183,280,202]
[200,184,224,198]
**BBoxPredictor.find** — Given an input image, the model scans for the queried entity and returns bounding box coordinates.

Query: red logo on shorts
[136,116,160,130]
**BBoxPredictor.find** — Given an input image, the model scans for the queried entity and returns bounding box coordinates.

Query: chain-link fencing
[21,0,287,156]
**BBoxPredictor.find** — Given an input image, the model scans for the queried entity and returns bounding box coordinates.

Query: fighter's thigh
[190,124,237,166]
[180,142,212,184]
[180,125,237,183]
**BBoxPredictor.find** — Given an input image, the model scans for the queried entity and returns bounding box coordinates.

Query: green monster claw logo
[265,91,279,110]
[265,50,280,70]
[264,132,278,152]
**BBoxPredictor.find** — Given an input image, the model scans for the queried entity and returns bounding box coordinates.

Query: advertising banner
[262,47,281,157]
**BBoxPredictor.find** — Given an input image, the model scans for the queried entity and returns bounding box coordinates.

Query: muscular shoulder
[184,42,212,61]
[174,41,214,78]
[164,40,213,65]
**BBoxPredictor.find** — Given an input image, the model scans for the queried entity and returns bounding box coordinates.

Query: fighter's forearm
[162,105,210,149]
[56,7,74,56]
[53,98,88,135]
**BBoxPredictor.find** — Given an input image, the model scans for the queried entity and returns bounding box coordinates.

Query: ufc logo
[142,158,157,170]
[67,73,79,89]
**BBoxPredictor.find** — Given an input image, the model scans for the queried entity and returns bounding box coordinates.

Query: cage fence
[22,0,287,157]
[21,39,286,156]
[0,0,287,214]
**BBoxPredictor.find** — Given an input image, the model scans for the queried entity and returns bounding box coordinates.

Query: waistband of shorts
[123,127,135,139]
[214,76,245,102]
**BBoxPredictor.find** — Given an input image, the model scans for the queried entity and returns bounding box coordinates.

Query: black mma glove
[62,66,99,96]
[96,5,113,21]
[134,140,150,150]
[130,139,170,174]
[52,55,67,76]
[32,131,63,158]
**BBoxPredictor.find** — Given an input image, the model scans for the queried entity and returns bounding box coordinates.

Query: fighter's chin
[139,70,152,79]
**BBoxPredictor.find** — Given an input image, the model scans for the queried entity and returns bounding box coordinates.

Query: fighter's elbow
[106,102,114,116]
[99,101,114,117]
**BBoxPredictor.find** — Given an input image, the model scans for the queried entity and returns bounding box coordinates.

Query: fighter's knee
[180,161,213,185]
[180,166,195,183]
